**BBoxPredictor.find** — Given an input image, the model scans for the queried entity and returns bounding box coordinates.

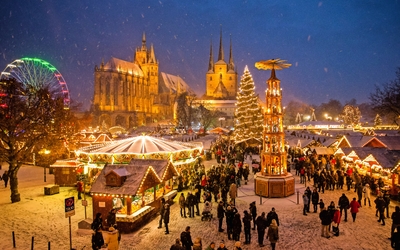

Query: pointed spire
[142,32,146,50]
[149,44,156,63]
[218,27,224,61]
[269,68,278,80]
[229,35,234,70]
[208,39,214,71]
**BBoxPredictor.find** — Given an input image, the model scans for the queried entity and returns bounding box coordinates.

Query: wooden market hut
[89,159,178,233]
[51,159,84,187]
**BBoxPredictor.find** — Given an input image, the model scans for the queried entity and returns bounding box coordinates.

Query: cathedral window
[229,77,232,80]
[210,77,212,81]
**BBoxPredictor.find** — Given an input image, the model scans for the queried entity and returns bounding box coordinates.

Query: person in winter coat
[266,219,279,250]
[232,213,242,241]
[319,207,331,238]
[193,237,202,250]
[164,203,171,234]
[170,239,185,250]
[91,227,104,250]
[179,193,187,218]
[311,189,320,213]
[255,212,268,247]
[180,226,194,250]
[233,241,242,250]
[332,207,341,236]
[349,197,360,222]
[158,197,166,229]
[2,171,9,188]
[76,180,84,200]
[376,194,386,226]
[391,226,400,250]
[338,193,350,222]
[205,242,215,250]
[305,186,312,212]
[217,201,225,232]
[106,208,117,228]
[91,212,104,231]
[104,226,119,250]
[363,184,372,207]
[391,206,400,239]
[266,207,280,226]
[225,205,237,240]
[187,192,195,218]
[302,193,309,216]
[229,182,238,206]
[242,210,252,244]
[250,201,257,230]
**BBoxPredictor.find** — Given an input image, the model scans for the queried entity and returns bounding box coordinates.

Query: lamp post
[41,149,51,182]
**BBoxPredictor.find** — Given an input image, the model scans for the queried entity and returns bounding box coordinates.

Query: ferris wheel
[0,57,70,109]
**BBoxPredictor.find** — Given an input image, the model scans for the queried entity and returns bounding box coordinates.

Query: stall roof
[50,160,83,168]
[79,135,199,154]
[310,147,334,155]
[338,147,400,169]
[90,160,168,195]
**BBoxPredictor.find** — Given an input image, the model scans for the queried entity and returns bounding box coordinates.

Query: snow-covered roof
[79,135,197,154]
[159,72,195,95]
[103,57,144,77]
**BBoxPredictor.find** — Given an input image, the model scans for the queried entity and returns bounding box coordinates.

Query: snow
[0,149,396,250]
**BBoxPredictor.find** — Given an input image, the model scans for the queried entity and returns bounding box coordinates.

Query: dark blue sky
[1,1,399,110]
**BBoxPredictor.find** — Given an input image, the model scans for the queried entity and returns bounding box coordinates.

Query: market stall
[50,159,84,187]
[89,159,179,233]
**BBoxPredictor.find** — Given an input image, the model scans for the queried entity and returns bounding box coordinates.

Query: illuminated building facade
[93,33,193,128]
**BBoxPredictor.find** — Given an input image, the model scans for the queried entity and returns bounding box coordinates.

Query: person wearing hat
[242,210,252,244]
[103,226,119,250]
[216,240,227,250]
[233,241,242,250]
[363,183,371,207]
[180,226,193,250]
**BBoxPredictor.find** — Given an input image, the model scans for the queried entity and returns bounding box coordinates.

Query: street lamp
[40,149,51,182]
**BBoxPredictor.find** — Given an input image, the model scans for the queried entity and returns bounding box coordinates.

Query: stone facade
[93,33,193,129]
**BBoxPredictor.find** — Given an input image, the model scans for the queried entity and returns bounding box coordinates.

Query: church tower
[205,30,237,99]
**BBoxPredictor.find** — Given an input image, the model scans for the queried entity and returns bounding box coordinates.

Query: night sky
[1,1,399,110]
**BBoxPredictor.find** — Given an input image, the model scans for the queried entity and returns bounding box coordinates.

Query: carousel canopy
[79,135,196,154]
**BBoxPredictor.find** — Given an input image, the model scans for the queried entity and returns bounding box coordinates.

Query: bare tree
[370,67,400,125]
[0,78,71,203]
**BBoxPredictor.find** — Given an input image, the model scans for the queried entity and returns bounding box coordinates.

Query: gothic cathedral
[93,33,193,129]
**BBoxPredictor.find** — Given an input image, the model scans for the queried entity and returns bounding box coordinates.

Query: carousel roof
[79,135,198,154]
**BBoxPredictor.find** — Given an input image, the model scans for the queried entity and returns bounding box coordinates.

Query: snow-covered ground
[0,149,396,250]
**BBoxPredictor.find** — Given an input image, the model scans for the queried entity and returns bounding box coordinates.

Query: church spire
[142,32,146,50]
[149,43,156,63]
[218,27,224,61]
[229,35,234,71]
[208,39,214,71]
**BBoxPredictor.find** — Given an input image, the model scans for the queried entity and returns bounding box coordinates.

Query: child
[318,199,325,212]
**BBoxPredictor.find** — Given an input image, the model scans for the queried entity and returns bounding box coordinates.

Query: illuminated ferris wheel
[0,57,70,109]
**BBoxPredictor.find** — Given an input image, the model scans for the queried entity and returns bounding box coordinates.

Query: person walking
[158,197,166,229]
[217,201,225,232]
[164,203,171,234]
[266,219,279,250]
[305,186,312,213]
[242,210,252,244]
[250,201,257,230]
[363,184,372,207]
[91,212,104,231]
[338,193,350,222]
[179,193,187,218]
[2,171,9,188]
[349,197,360,222]
[180,226,194,250]
[319,207,331,238]
[229,182,238,206]
[255,212,267,247]
[266,207,280,227]
[187,192,195,218]
[77,179,84,200]
[225,205,237,240]
[302,193,309,216]
[376,194,386,226]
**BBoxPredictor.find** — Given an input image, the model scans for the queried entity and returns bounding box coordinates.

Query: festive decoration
[233,65,264,143]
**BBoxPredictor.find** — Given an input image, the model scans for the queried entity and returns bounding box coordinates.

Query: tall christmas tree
[233,66,264,143]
